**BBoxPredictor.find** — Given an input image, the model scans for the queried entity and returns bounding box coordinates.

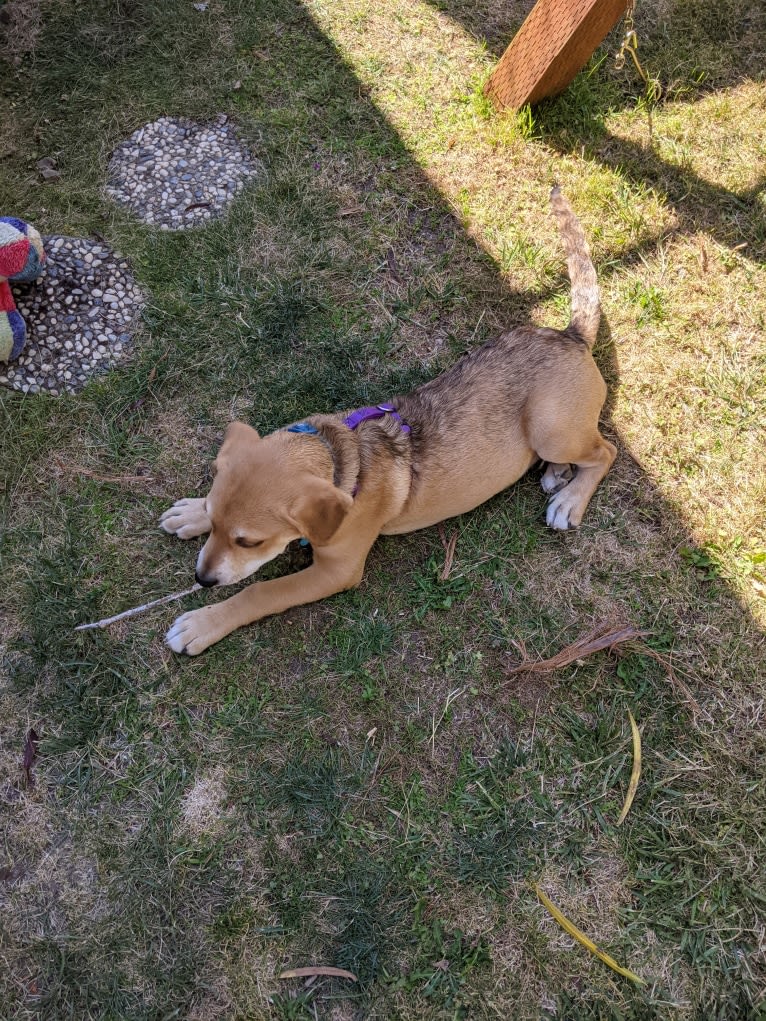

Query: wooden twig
[75,584,202,631]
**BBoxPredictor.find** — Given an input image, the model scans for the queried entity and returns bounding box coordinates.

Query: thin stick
[74,584,202,631]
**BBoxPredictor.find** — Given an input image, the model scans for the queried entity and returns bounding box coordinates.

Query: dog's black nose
[195,570,218,588]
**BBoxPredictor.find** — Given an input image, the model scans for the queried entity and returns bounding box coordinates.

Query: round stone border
[106,114,261,230]
[2,236,144,395]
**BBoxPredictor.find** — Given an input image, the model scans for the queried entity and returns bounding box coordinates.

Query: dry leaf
[386,247,402,282]
[506,624,647,675]
[616,710,642,826]
[534,885,644,985]
[279,966,358,981]
[437,523,458,580]
[22,728,39,787]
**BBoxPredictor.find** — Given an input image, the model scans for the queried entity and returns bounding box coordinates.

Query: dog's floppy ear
[216,422,261,472]
[222,421,261,448]
[287,478,353,545]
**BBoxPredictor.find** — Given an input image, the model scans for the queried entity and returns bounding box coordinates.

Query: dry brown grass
[0,0,43,67]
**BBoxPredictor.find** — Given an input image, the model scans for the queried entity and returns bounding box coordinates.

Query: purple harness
[342,402,411,434]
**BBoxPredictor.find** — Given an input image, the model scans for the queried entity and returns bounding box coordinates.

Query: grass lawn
[1,0,765,1017]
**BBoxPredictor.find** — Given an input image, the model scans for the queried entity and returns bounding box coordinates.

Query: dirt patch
[180,769,230,835]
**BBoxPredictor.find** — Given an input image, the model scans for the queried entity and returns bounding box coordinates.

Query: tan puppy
[161,188,616,654]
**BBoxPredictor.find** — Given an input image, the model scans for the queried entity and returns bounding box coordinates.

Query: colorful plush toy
[0,217,46,362]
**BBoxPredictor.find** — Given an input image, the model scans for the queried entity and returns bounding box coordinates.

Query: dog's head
[195,421,353,587]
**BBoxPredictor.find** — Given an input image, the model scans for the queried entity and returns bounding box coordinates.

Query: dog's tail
[550,185,600,347]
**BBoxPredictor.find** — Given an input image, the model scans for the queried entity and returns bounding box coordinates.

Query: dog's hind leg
[159,498,212,539]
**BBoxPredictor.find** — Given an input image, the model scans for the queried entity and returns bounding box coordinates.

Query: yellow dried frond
[534,885,645,985]
[616,710,642,826]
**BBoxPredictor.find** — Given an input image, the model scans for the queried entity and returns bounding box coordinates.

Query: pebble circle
[1,236,144,395]
[106,115,260,229]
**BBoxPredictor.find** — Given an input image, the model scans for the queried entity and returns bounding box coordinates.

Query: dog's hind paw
[541,462,575,495]
[159,498,211,539]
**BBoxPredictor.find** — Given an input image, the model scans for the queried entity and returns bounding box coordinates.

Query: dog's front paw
[166,606,230,655]
[160,498,211,539]
[546,488,584,530]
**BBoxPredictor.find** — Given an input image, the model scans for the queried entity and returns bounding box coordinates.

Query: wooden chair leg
[484,0,629,112]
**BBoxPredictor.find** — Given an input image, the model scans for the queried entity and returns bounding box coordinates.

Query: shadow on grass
[532,76,766,262]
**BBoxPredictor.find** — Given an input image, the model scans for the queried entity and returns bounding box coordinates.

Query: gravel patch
[1,236,144,396]
[106,115,260,230]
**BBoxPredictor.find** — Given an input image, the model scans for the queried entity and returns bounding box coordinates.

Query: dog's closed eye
[235,537,264,549]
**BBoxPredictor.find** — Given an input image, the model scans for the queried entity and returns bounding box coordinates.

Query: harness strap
[343,403,411,434]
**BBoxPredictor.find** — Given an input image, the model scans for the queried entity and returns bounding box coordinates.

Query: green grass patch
[2,0,766,1018]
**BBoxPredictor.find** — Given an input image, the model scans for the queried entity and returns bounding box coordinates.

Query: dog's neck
[290,416,362,497]
[288,406,412,499]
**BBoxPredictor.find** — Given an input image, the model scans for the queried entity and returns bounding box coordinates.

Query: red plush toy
[1,217,46,363]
